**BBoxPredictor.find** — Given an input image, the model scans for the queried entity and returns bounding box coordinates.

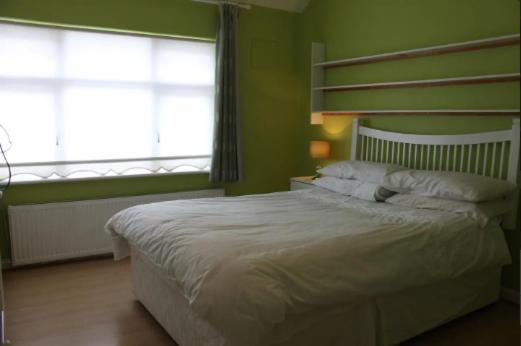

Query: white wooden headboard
[350,118,520,229]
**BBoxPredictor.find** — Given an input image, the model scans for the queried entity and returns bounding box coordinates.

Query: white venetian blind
[0,22,215,182]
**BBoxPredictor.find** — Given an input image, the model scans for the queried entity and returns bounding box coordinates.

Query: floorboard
[3,258,519,346]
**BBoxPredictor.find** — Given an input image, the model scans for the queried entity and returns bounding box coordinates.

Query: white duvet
[106,189,511,345]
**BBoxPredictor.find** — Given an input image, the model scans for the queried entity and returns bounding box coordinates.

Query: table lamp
[309,140,330,178]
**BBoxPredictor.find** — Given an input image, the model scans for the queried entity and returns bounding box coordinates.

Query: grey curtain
[210,4,243,183]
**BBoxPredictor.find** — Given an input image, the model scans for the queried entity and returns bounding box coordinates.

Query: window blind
[0,22,216,182]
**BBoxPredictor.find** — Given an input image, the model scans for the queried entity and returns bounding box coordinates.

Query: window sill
[4,170,210,186]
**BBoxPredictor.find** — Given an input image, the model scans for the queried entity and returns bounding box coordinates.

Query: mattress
[131,245,501,346]
[106,189,511,345]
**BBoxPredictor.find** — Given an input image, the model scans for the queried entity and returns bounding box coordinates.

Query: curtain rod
[192,0,252,10]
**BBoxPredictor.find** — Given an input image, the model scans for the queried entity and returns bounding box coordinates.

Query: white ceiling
[246,0,311,13]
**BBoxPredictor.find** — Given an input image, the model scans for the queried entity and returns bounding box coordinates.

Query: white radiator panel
[8,189,225,266]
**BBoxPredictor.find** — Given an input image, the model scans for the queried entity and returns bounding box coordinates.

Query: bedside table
[290,176,316,191]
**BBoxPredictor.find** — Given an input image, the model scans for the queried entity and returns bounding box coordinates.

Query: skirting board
[501,287,520,305]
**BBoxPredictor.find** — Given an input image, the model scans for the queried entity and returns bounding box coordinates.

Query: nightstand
[290,176,316,191]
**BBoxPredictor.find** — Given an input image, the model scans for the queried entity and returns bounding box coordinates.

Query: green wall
[0,0,519,292]
[0,0,301,261]
[295,0,520,290]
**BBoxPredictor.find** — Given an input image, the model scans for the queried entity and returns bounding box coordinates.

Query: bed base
[130,247,501,346]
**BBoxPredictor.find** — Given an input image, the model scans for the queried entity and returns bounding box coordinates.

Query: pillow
[313,176,361,195]
[313,176,396,202]
[383,170,516,202]
[318,160,405,184]
[386,194,512,227]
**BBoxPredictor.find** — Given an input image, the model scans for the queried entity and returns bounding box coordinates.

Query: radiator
[8,189,225,266]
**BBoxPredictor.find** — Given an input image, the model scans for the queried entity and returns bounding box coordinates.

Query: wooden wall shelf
[314,34,520,69]
[310,34,521,124]
[316,73,520,93]
[319,109,521,116]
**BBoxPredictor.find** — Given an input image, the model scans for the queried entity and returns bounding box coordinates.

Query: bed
[106,118,520,346]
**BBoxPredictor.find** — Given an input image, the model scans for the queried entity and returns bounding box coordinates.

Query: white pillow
[313,176,395,202]
[313,176,361,195]
[386,194,512,227]
[383,170,516,202]
[318,160,405,184]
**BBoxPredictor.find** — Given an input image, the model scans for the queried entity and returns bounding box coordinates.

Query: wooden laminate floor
[3,258,520,346]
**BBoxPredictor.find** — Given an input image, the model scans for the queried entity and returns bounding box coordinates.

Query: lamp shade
[309,141,330,159]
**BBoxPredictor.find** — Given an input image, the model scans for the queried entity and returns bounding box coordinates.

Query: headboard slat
[378,140,381,163]
[360,136,365,161]
[499,141,506,179]
[445,146,450,171]
[408,144,412,167]
[483,143,489,176]
[445,146,449,171]
[385,141,389,162]
[475,144,481,174]
[402,143,406,166]
[391,141,395,164]
[491,142,497,178]
[508,119,521,183]
[420,144,424,169]
[374,139,378,162]
[467,144,474,172]
[371,137,375,162]
[432,145,435,170]
[452,146,457,172]
[414,144,419,168]
[459,145,464,173]
[426,145,431,170]
[396,142,400,165]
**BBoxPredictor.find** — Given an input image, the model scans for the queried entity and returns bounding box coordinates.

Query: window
[0,22,215,182]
